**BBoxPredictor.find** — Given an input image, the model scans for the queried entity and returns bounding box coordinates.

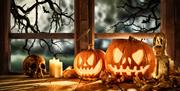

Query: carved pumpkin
[74,49,105,80]
[105,37,155,80]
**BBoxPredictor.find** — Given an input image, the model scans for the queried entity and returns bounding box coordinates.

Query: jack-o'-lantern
[74,47,105,80]
[105,37,155,80]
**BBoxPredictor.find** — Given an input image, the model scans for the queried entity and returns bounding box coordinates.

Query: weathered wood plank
[74,0,95,55]
[0,0,10,75]
[10,33,156,39]
[0,75,138,91]
[161,0,175,63]
[95,33,156,39]
[174,0,180,67]
[1,75,180,91]
[10,33,74,39]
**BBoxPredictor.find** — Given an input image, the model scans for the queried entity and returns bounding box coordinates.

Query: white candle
[49,57,63,78]
[49,57,55,77]
[54,61,63,78]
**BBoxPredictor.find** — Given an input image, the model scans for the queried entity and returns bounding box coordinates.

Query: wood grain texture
[95,33,156,39]
[0,75,138,91]
[174,0,180,67]
[1,75,180,91]
[10,33,156,39]
[74,0,94,55]
[0,0,10,75]
[10,33,74,39]
[160,0,175,60]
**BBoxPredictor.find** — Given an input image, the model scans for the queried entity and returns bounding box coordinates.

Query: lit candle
[49,57,56,77]
[49,57,63,78]
[54,61,63,78]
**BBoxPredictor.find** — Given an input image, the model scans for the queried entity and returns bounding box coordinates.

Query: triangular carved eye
[87,54,94,66]
[79,57,83,65]
[132,49,144,65]
[113,48,122,63]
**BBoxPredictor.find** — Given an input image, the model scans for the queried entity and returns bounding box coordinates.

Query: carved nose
[128,57,131,65]
[37,68,41,72]
[83,63,87,66]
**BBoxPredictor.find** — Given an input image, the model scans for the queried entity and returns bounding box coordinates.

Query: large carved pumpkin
[74,48,105,80]
[105,37,156,80]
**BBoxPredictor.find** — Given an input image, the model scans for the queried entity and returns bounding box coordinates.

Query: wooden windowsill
[0,75,180,91]
[0,75,138,91]
[9,33,156,39]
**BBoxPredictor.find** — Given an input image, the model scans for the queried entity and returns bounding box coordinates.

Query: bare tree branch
[110,0,160,33]
[11,0,74,56]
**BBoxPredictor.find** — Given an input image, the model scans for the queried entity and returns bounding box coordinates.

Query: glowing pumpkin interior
[74,50,105,78]
[105,39,156,79]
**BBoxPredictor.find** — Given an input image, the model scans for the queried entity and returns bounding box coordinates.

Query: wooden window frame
[0,0,176,74]
[9,0,158,53]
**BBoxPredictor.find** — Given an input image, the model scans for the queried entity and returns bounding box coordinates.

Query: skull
[153,33,167,56]
[23,55,46,78]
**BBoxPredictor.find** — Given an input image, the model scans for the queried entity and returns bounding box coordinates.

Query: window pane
[11,39,74,73]
[95,0,160,33]
[11,0,74,33]
[95,39,153,52]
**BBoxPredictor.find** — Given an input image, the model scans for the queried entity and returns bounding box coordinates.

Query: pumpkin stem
[129,36,138,41]
[88,44,94,50]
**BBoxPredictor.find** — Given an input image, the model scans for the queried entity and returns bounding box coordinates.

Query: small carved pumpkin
[105,37,156,80]
[74,49,105,80]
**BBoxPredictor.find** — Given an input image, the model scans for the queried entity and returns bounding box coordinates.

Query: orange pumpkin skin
[74,49,105,80]
[105,39,156,80]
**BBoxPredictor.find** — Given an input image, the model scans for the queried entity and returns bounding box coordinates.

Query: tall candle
[49,57,63,78]
[49,57,56,77]
[54,61,63,78]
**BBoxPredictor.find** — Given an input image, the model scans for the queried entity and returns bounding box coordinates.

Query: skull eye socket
[30,63,36,70]
[40,64,45,69]
[156,37,163,45]
[160,39,163,45]
[132,49,144,65]
[113,48,123,63]
[87,54,94,66]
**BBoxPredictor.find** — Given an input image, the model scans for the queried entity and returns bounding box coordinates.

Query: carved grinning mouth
[76,59,102,77]
[108,65,150,76]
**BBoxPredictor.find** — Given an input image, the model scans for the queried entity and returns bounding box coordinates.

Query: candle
[54,61,63,78]
[49,57,63,78]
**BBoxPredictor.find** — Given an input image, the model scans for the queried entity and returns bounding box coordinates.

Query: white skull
[23,55,46,78]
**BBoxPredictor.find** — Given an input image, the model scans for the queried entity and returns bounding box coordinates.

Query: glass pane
[11,0,74,33]
[95,0,160,33]
[11,39,74,73]
[95,39,111,51]
[95,39,153,52]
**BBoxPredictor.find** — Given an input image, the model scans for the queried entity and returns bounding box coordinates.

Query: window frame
[5,0,174,74]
